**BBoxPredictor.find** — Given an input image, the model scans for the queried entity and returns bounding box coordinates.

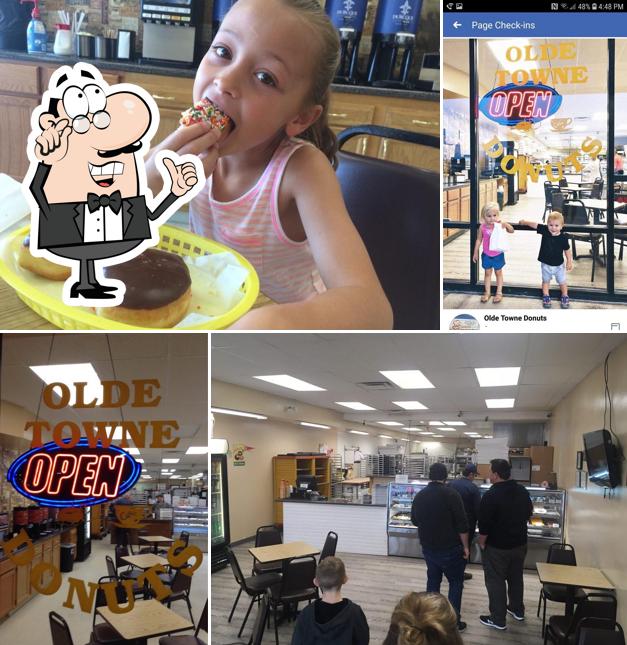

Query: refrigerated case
[477,485,566,569]
[76,507,91,561]
[211,453,230,572]
[387,481,428,557]
[387,481,565,569]
[174,506,208,553]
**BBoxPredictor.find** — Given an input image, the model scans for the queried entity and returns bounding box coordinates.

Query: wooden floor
[444,180,627,305]
[211,541,567,645]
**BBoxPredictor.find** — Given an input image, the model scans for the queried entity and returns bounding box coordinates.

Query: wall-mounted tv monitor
[583,429,621,488]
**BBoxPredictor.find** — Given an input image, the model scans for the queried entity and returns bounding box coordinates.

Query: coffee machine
[325,0,368,84]
[212,0,238,40]
[141,0,205,66]
[366,0,423,88]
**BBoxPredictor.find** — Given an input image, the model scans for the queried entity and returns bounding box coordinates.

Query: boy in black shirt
[291,556,369,645]
[520,212,573,309]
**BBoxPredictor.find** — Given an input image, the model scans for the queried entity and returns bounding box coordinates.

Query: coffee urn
[366,0,423,88]
[325,0,368,84]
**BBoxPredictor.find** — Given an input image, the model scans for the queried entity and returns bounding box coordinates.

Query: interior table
[139,535,174,554]
[536,562,615,616]
[121,553,170,570]
[248,541,320,564]
[97,599,193,640]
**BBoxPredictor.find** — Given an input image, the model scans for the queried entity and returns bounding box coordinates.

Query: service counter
[280,499,387,556]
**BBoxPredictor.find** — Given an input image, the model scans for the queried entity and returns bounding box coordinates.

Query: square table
[536,562,614,615]
[121,553,170,570]
[248,541,320,564]
[139,535,174,554]
[97,599,193,640]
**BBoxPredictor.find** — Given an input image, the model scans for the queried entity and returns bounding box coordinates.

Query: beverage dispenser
[366,0,423,88]
[212,0,238,40]
[325,0,368,84]
[141,0,205,66]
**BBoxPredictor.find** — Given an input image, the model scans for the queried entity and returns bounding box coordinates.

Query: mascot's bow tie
[87,191,122,213]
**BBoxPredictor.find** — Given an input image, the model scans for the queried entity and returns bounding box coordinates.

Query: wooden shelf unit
[273,455,331,525]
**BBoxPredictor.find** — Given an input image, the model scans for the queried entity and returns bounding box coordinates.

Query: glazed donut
[97,248,192,328]
[18,235,71,281]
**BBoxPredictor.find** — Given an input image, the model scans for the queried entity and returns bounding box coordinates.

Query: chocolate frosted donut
[98,248,192,328]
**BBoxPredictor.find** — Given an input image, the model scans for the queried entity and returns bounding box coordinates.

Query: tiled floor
[0,537,208,645]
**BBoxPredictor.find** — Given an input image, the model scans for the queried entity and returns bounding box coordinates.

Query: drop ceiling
[212,333,624,436]
[1,333,208,480]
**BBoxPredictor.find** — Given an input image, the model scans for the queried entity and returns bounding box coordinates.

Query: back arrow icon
[453,21,461,28]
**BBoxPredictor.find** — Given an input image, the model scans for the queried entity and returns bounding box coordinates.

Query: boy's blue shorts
[481,252,505,270]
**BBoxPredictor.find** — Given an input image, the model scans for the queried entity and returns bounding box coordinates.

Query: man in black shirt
[411,462,469,632]
[519,214,573,309]
[449,463,481,580]
[478,459,533,631]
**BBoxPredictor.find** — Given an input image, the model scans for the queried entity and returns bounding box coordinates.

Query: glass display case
[174,506,208,553]
[387,481,428,557]
[527,488,565,540]
[478,485,566,568]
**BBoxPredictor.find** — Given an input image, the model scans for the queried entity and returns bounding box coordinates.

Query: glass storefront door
[444,38,627,302]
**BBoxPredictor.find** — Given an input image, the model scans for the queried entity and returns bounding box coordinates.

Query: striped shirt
[189,137,325,303]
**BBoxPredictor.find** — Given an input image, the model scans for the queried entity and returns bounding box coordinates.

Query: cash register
[290,475,326,501]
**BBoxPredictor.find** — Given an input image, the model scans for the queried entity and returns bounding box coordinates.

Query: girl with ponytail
[148,0,391,329]
[383,593,465,645]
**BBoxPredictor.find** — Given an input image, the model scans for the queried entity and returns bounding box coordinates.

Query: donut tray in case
[0,224,259,330]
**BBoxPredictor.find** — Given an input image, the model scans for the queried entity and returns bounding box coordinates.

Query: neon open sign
[7,438,140,507]
[479,82,562,126]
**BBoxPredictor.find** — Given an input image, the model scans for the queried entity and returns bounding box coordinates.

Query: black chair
[158,600,208,645]
[559,178,575,200]
[319,531,338,563]
[544,182,561,221]
[227,546,282,638]
[158,530,190,558]
[115,544,140,581]
[268,556,318,645]
[129,530,152,555]
[564,200,606,282]
[252,525,283,576]
[161,565,195,625]
[50,611,79,645]
[222,597,269,645]
[575,618,625,645]
[336,125,439,330]
[551,190,566,214]
[89,576,146,645]
[537,543,587,635]
[545,592,617,645]
[105,555,145,599]
[582,178,604,199]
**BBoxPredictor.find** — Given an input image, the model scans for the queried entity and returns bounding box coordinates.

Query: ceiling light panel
[335,402,376,411]
[379,370,435,389]
[392,401,428,410]
[253,374,325,391]
[485,398,515,408]
[475,367,521,387]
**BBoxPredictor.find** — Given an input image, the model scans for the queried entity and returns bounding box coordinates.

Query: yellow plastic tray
[0,224,259,330]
